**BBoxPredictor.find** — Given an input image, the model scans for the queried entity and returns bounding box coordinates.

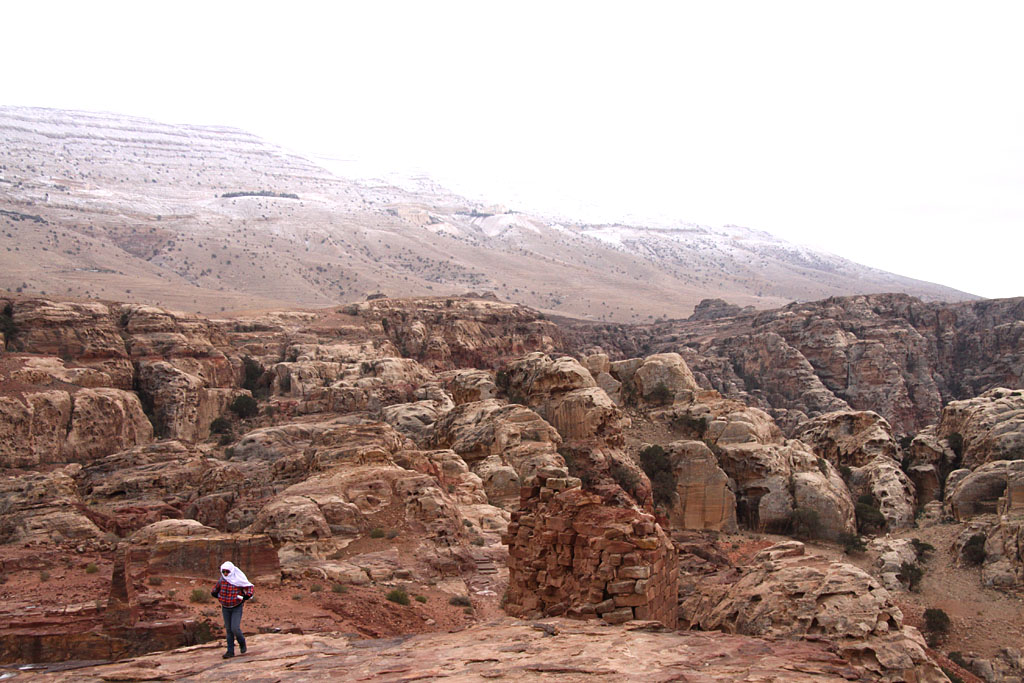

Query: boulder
[438,369,498,404]
[632,353,699,405]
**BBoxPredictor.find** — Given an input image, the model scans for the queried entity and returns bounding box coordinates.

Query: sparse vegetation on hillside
[220,190,298,199]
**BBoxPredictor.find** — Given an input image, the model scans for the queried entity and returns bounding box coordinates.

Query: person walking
[212,560,254,658]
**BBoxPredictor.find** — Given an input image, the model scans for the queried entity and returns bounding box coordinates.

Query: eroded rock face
[430,399,564,508]
[795,410,900,467]
[936,387,1024,469]
[567,294,1024,436]
[848,456,918,530]
[0,465,103,545]
[663,440,738,532]
[946,460,1024,520]
[504,472,679,627]
[136,361,246,441]
[345,296,564,370]
[0,388,152,468]
[684,541,945,682]
[632,353,699,404]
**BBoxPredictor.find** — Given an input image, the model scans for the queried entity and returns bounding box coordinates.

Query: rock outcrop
[662,440,738,532]
[684,541,946,682]
[935,388,1024,469]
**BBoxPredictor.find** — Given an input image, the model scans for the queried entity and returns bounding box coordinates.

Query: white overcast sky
[4,1,1023,298]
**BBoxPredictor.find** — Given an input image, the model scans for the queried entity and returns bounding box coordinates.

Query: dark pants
[222,603,246,654]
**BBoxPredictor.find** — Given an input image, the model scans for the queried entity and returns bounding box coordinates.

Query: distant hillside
[0,105,976,320]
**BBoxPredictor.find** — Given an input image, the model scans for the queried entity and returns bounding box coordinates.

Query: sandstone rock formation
[684,541,946,682]
[662,440,738,532]
[795,410,900,467]
[431,398,564,508]
[935,387,1024,469]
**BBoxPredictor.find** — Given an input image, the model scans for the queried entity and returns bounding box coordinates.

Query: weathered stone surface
[431,399,564,507]
[947,460,1024,520]
[569,294,1024,436]
[632,352,699,404]
[32,617,925,682]
[848,456,918,529]
[715,438,855,538]
[347,296,564,370]
[795,410,900,467]
[685,541,946,682]
[936,387,1024,468]
[438,368,498,404]
[126,520,280,583]
[137,360,248,441]
[0,388,151,468]
[663,440,737,532]
[0,465,103,544]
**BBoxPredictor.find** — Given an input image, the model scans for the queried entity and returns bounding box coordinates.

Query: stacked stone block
[503,466,678,627]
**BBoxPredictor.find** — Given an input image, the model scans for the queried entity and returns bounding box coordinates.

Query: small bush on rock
[449,595,471,607]
[923,607,950,633]
[962,534,987,566]
[229,395,258,419]
[899,561,923,591]
[210,416,232,434]
[911,538,935,561]
[85,563,98,574]
[386,589,410,605]
[790,507,821,540]
[838,532,867,554]
[190,588,211,603]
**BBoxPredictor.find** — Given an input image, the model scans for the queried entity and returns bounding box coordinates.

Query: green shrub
[190,588,212,603]
[85,562,99,574]
[386,589,410,605]
[241,356,264,394]
[639,445,676,509]
[671,413,708,436]
[331,584,349,594]
[148,575,163,586]
[855,495,886,533]
[471,537,485,546]
[838,532,867,554]
[39,570,51,582]
[948,652,967,668]
[899,562,923,591]
[462,519,474,528]
[448,595,471,607]
[609,460,641,495]
[839,464,852,481]
[369,528,386,539]
[311,584,323,593]
[790,507,821,540]
[646,382,673,406]
[415,595,427,603]
[947,432,964,458]
[962,533,987,565]
[292,594,303,601]
[816,457,829,477]
[940,667,964,683]
[229,395,258,419]
[911,538,935,561]
[210,416,232,434]
[923,607,950,633]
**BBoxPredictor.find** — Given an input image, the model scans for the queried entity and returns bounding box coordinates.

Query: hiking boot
[240,644,247,654]
[223,652,234,659]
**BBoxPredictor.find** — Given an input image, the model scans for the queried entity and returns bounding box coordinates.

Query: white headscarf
[219,561,254,588]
